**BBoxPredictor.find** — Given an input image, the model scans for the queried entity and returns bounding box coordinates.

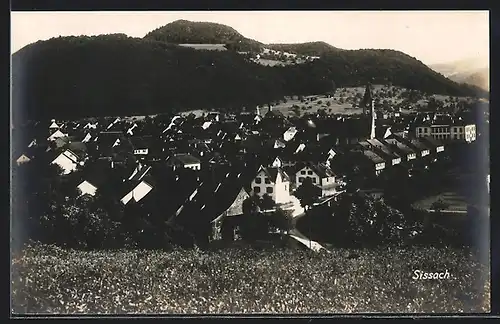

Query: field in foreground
[11,243,489,314]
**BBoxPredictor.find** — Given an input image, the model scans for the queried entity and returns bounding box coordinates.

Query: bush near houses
[11,243,489,314]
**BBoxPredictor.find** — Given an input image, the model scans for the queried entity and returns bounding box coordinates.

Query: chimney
[111,160,114,169]
[256,106,261,116]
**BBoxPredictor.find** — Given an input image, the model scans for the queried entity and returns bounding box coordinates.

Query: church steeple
[362,84,373,115]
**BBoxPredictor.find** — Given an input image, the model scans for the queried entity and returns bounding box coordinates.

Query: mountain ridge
[11,20,488,124]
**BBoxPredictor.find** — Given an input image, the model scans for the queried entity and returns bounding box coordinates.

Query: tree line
[12,34,485,126]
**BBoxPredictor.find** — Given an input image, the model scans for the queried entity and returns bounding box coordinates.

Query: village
[12,85,484,251]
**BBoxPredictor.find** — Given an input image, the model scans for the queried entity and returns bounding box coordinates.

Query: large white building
[250,166,291,205]
[414,114,476,143]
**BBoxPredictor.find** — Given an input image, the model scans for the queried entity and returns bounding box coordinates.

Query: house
[120,176,154,205]
[77,180,98,197]
[250,165,291,205]
[83,122,98,130]
[51,149,81,175]
[295,162,337,197]
[47,129,67,141]
[351,150,386,176]
[381,138,417,162]
[49,119,60,130]
[81,132,92,143]
[420,136,445,154]
[126,123,139,136]
[210,186,250,242]
[127,163,152,182]
[283,127,298,142]
[106,117,121,130]
[364,139,402,166]
[389,133,430,158]
[414,114,476,143]
[95,131,132,158]
[16,154,31,166]
[166,153,201,171]
[130,136,152,156]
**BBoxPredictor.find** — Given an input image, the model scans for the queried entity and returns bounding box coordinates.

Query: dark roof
[171,153,201,165]
[258,166,290,183]
[362,150,385,164]
[130,136,154,149]
[366,139,401,159]
[312,116,371,140]
[299,162,336,178]
[381,138,415,155]
[420,136,445,148]
[82,162,113,188]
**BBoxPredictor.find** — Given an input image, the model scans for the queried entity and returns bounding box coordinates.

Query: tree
[268,207,293,236]
[294,177,321,211]
[240,194,268,241]
[260,194,276,211]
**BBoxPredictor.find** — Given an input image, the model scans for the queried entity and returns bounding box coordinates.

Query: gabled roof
[298,162,336,178]
[256,166,290,183]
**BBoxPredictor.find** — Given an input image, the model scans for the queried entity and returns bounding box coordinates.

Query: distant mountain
[267,41,340,56]
[11,21,487,124]
[430,57,489,91]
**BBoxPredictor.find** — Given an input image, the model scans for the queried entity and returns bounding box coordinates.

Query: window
[266,187,273,194]
[424,128,428,133]
[265,178,271,184]
[299,177,304,183]
[255,177,262,184]
[312,177,317,184]
[418,128,422,133]
[454,127,457,132]
[254,187,261,193]
[300,170,306,175]
[307,171,313,175]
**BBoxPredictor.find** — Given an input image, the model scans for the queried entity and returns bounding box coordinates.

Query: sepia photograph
[10,10,490,315]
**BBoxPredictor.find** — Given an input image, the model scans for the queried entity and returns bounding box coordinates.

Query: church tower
[362,84,372,115]
[362,84,376,139]
[369,97,376,139]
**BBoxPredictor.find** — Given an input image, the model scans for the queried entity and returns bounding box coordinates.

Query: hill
[267,41,340,56]
[144,19,264,52]
[11,22,487,124]
[430,57,489,91]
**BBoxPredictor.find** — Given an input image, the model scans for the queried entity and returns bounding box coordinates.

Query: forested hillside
[11,21,487,124]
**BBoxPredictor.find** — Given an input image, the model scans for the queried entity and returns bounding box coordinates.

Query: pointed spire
[362,84,373,114]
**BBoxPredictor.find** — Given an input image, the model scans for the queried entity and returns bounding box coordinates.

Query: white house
[250,166,291,204]
[120,181,154,205]
[49,120,60,129]
[295,163,337,197]
[283,127,298,142]
[47,130,67,141]
[82,133,92,143]
[51,149,80,175]
[16,154,31,166]
[77,180,98,197]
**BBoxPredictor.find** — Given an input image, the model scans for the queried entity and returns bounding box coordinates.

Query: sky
[11,11,489,65]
